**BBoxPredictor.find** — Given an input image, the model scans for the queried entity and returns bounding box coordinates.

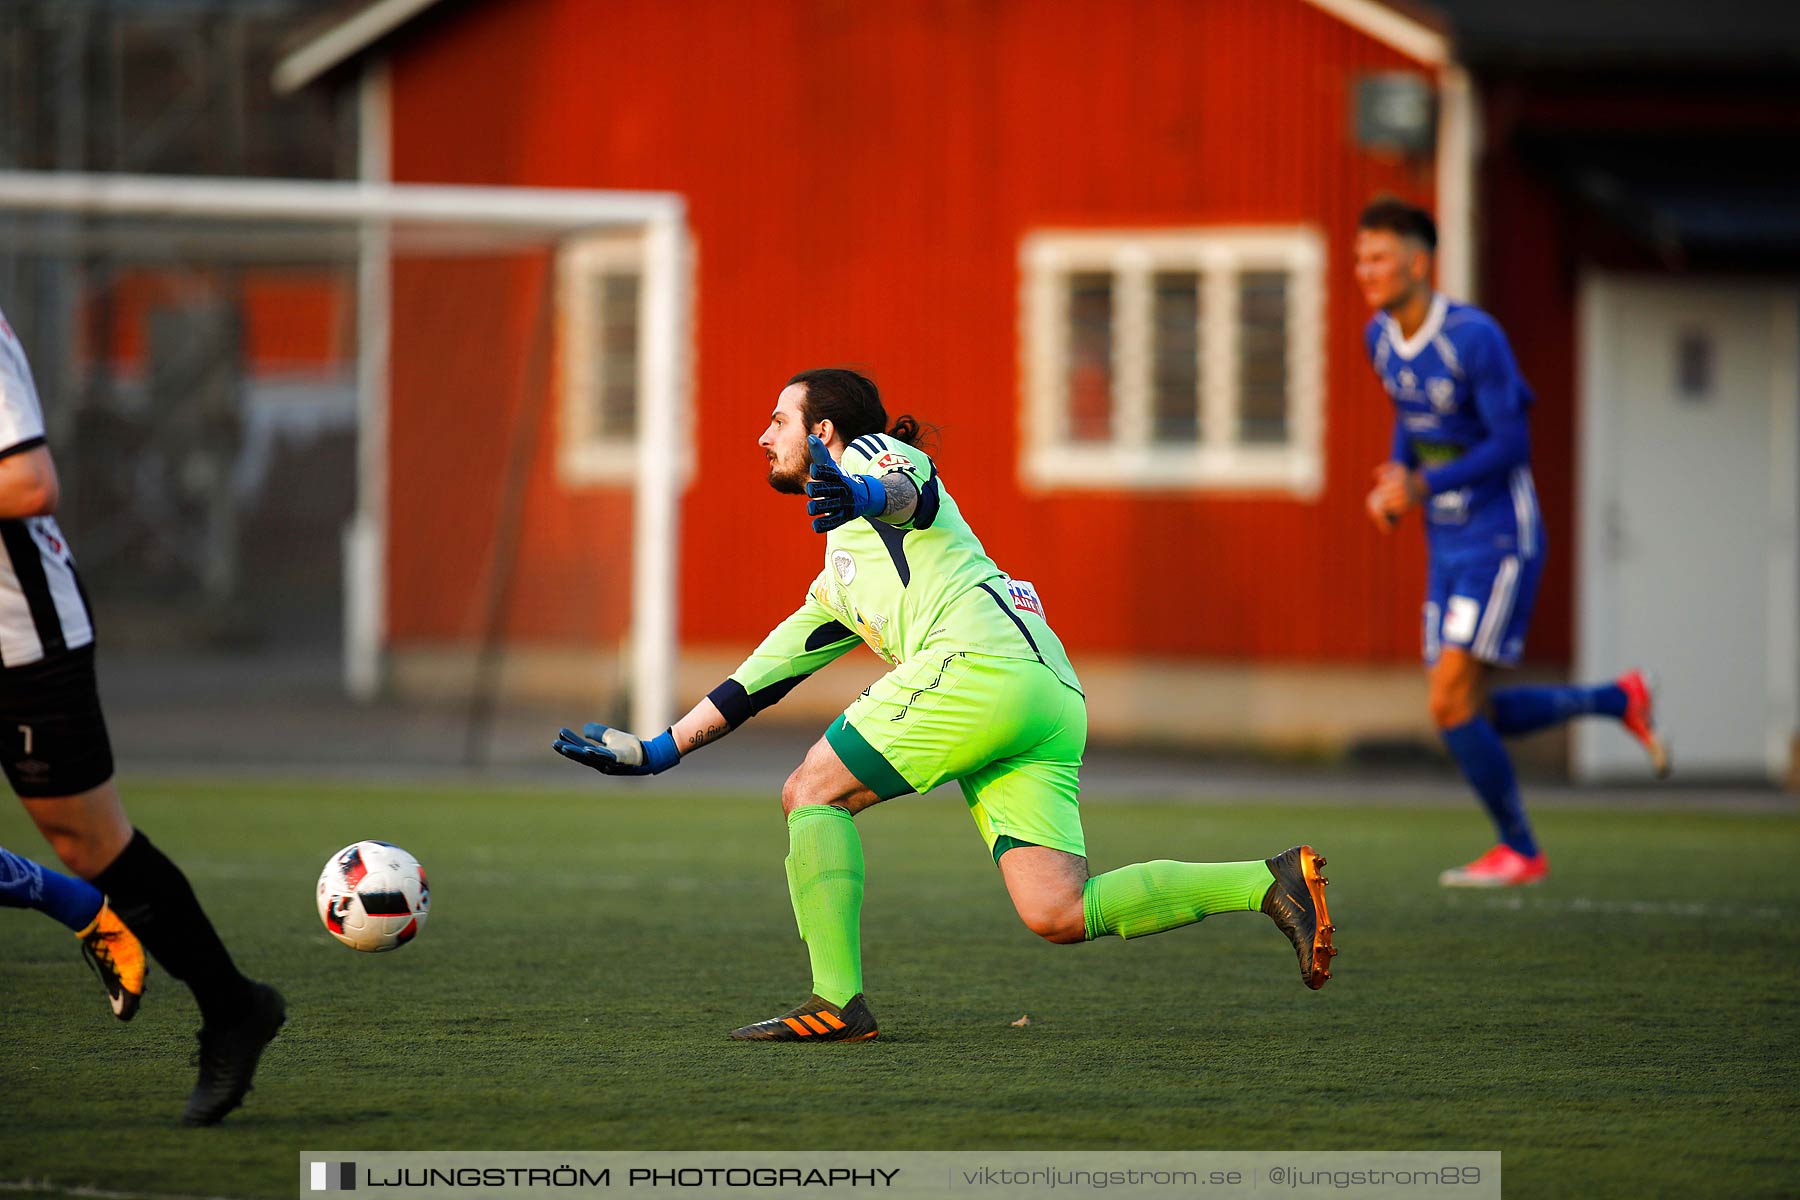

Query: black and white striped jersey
[0,306,94,668]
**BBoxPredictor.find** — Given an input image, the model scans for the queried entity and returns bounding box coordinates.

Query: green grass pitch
[2,778,1796,1198]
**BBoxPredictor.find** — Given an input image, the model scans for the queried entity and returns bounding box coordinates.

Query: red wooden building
[276,0,1800,772]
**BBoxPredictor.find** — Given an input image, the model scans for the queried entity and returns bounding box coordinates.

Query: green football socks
[784,804,865,1007]
[1081,859,1272,940]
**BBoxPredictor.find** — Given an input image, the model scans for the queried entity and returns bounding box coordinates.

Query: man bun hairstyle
[887,413,922,444]
[788,366,924,447]
[1358,195,1438,252]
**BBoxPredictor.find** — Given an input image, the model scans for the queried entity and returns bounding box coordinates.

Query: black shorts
[0,643,115,798]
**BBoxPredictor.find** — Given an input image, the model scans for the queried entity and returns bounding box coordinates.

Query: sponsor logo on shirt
[853,607,893,662]
[1429,489,1471,524]
[1007,579,1045,618]
[1412,441,1464,466]
[872,450,915,474]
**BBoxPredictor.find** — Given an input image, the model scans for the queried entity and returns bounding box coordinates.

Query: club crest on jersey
[872,450,915,474]
[1427,377,1456,411]
[831,549,857,585]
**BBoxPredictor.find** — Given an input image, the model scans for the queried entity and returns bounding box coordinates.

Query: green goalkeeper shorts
[825,651,1088,861]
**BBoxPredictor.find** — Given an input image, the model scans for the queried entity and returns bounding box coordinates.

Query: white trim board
[273,0,451,94]
[1299,0,1450,66]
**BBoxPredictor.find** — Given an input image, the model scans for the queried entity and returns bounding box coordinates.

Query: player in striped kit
[1355,198,1668,888]
[0,304,283,1124]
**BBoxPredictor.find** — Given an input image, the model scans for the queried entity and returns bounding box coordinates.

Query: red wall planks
[385,0,1489,665]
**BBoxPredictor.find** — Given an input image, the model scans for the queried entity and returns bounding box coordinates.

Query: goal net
[0,171,691,758]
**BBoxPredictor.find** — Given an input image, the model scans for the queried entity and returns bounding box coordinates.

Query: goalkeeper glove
[553,723,680,776]
[804,435,886,533]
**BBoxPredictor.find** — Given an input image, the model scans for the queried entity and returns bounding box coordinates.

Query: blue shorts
[1423,552,1542,667]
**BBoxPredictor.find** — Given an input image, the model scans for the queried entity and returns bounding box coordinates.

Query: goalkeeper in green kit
[553,368,1336,1041]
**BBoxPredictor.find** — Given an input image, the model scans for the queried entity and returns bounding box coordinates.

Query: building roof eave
[1299,0,1453,67]
[272,0,455,94]
[276,0,1455,97]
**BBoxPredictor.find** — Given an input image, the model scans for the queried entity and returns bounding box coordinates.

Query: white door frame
[1576,271,1799,781]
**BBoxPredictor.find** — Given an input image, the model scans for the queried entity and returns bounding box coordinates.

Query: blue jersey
[1364,294,1541,562]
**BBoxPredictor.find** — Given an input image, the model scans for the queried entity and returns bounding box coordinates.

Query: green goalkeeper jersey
[709,434,1082,725]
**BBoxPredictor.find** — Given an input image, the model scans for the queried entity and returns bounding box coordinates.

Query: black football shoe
[1261,845,1337,990]
[728,993,878,1042]
[181,982,286,1126]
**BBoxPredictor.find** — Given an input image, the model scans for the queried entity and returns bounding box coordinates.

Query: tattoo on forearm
[686,722,727,751]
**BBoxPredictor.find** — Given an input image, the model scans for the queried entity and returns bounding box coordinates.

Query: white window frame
[558,232,670,485]
[1020,227,1325,495]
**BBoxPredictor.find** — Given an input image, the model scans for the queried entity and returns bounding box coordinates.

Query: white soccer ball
[316,841,430,952]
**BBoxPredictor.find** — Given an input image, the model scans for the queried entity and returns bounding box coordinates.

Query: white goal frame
[0,169,691,735]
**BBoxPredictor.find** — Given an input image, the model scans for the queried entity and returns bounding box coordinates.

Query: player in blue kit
[1355,198,1668,888]
[1,844,146,1018]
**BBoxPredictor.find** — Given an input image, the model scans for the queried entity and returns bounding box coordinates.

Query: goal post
[0,169,691,737]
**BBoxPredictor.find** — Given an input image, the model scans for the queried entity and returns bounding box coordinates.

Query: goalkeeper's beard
[767,448,809,495]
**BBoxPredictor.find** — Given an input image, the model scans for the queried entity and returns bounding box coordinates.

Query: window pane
[1065,272,1113,443]
[1238,270,1288,444]
[1151,271,1200,443]
[595,272,639,437]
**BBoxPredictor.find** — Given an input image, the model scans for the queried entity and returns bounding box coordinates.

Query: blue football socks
[0,846,105,932]
[1441,717,1539,858]
[1490,683,1627,737]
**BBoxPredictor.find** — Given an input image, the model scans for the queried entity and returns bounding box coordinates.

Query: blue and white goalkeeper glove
[804,435,886,533]
[553,722,680,776]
